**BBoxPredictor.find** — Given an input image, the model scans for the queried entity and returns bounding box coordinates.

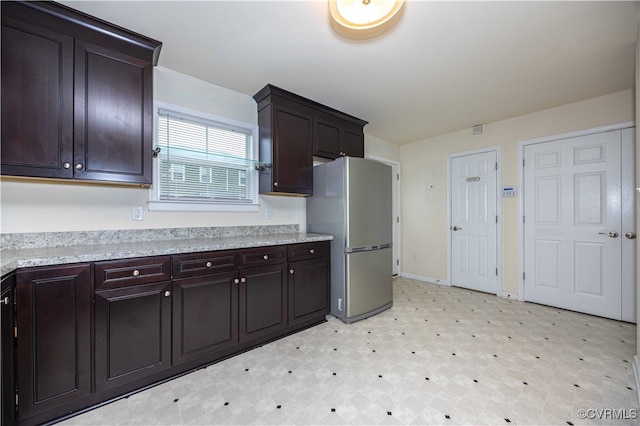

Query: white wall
[365,134,400,162]
[400,89,635,295]
[0,67,306,234]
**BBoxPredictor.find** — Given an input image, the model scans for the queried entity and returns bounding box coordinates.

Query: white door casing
[522,128,635,321]
[450,150,499,294]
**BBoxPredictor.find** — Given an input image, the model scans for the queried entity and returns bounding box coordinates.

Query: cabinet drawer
[239,246,286,268]
[288,241,330,262]
[172,250,238,279]
[95,256,171,289]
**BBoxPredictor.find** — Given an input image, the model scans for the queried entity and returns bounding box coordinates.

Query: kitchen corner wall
[400,89,635,295]
[0,67,306,234]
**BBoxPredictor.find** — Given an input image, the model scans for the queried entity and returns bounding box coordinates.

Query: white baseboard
[633,355,640,405]
[399,272,448,286]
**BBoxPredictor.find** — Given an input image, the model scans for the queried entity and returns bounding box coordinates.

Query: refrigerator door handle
[377,243,392,249]
[345,246,373,253]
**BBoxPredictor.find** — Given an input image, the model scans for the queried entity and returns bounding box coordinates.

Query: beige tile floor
[59,278,638,425]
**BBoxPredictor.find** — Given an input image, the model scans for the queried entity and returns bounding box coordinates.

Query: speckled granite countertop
[0,225,333,276]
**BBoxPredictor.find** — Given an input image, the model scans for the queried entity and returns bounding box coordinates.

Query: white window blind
[156,109,255,204]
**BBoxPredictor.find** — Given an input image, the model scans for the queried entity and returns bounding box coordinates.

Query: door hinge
[16,393,18,406]
[397,173,400,181]
[522,159,525,167]
[495,162,498,170]
[496,215,498,223]
[396,216,400,223]
[396,259,400,266]
[523,215,525,224]
[496,268,498,276]
[522,272,526,280]
[14,326,17,338]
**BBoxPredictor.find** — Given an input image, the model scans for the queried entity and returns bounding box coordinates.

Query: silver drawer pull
[309,249,315,254]
[132,269,140,277]
[63,162,71,169]
[234,278,240,284]
[241,277,247,283]
[206,261,212,268]
[164,291,171,297]
[263,254,269,260]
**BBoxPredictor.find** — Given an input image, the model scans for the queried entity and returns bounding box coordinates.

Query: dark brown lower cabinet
[172,271,239,365]
[5,241,329,425]
[94,281,172,392]
[15,264,92,420]
[288,257,330,325]
[239,264,288,342]
[1,273,16,426]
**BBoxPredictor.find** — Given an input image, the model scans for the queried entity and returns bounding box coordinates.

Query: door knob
[164,291,171,297]
[452,226,462,231]
[598,231,619,238]
[625,232,637,240]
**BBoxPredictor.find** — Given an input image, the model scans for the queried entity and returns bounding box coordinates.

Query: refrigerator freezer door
[345,158,392,249]
[345,247,393,321]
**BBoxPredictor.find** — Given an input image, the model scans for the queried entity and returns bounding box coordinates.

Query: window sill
[148,200,260,213]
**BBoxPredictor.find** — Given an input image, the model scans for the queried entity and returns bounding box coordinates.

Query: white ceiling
[60,1,638,145]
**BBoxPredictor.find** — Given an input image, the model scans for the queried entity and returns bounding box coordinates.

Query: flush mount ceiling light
[329,0,405,30]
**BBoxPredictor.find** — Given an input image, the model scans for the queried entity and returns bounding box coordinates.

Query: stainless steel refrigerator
[307,157,393,323]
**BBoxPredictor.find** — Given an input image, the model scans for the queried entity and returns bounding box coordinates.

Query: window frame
[148,101,260,212]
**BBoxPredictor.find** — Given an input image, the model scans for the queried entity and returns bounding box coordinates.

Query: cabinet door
[288,258,330,325]
[173,272,239,365]
[74,39,154,184]
[16,264,92,420]
[314,116,341,160]
[239,264,287,342]
[1,274,16,426]
[95,281,171,392]
[1,7,74,179]
[270,103,313,195]
[342,125,365,158]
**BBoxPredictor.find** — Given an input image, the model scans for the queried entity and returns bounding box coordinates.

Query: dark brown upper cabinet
[1,1,162,185]
[253,85,367,196]
[314,112,366,159]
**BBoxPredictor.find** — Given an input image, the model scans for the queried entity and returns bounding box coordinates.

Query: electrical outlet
[265,208,272,220]
[132,206,144,221]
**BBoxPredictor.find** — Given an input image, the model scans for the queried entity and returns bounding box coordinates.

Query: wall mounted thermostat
[502,187,516,197]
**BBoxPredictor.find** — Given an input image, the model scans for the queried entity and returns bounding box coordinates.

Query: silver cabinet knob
[598,231,619,238]
[625,232,637,240]
[234,278,240,284]
[63,162,71,169]
[263,254,269,260]
[452,226,462,231]
[289,269,294,274]
[240,277,246,283]
[310,249,315,254]
[75,163,83,170]
[2,297,8,305]
[206,261,212,268]
[274,182,278,187]
[132,269,140,277]
[164,291,171,297]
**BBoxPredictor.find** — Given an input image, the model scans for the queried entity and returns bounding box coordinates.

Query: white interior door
[450,150,498,294]
[523,130,628,320]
